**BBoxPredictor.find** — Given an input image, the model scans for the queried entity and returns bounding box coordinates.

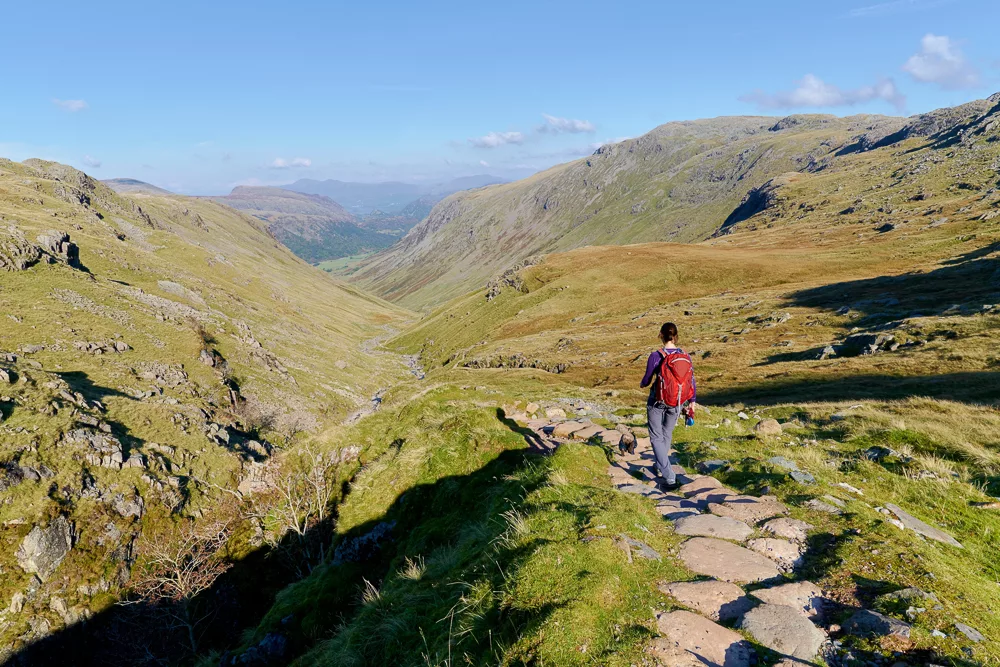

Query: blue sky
[1,0,996,194]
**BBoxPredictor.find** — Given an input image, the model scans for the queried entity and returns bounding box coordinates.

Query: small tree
[244,447,342,576]
[125,522,232,655]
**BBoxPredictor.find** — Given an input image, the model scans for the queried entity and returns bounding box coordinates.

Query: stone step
[749,581,827,619]
[679,476,725,497]
[746,538,804,571]
[761,517,813,542]
[678,537,782,584]
[552,421,592,438]
[650,610,751,667]
[658,580,754,622]
[708,496,788,523]
[674,514,753,541]
[571,424,604,440]
[739,603,826,662]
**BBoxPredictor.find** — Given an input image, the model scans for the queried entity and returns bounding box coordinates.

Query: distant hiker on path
[639,322,697,491]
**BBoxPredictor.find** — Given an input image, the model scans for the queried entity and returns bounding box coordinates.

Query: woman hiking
[639,322,697,491]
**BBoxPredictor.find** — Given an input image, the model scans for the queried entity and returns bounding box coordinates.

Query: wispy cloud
[902,34,980,90]
[269,157,312,169]
[82,155,101,168]
[538,114,596,134]
[847,0,955,17]
[590,137,631,150]
[53,99,88,112]
[468,131,525,149]
[740,74,906,112]
[479,160,490,167]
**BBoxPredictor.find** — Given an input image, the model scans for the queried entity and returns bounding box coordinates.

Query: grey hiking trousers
[647,402,680,484]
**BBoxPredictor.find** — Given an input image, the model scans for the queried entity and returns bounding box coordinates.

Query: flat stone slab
[679,476,725,497]
[659,580,754,622]
[709,496,788,523]
[678,537,782,583]
[843,608,912,638]
[656,494,704,521]
[747,538,804,571]
[739,604,825,661]
[885,503,963,548]
[572,424,604,440]
[767,456,799,471]
[675,514,753,541]
[598,429,623,445]
[750,581,826,619]
[650,610,751,667]
[551,421,589,438]
[617,483,661,498]
[762,517,813,542]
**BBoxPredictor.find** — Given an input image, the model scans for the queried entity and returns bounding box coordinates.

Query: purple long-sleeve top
[640,349,697,405]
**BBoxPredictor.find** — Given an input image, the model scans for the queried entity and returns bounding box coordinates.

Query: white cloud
[740,74,906,112]
[479,160,490,167]
[589,137,631,151]
[468,131,525,148]
[538,114,596,134]
[53,99,88,112]
[82,155,101,168]
[269,157,312,169]
[902,34,980,90]
[848,0,955,17]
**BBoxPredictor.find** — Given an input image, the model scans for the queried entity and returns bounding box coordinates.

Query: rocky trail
[343,327,426,425]
[507,405,975,667]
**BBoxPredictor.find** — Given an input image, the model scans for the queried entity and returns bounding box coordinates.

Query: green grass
[315,252,377,275]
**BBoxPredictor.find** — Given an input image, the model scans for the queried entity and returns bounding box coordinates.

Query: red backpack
[657,349,695,407]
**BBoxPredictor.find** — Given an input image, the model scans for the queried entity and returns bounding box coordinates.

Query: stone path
[515,411,835,665]
[512,406,971,665]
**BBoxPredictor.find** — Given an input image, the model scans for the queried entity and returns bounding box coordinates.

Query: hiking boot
[658,479,681,492]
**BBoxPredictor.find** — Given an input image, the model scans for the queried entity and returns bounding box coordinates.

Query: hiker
[639,322,697,491]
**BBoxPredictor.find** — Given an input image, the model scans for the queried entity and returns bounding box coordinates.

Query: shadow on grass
[8,418,560,666]
[704,370,1000,407]
[786,243,1000,325]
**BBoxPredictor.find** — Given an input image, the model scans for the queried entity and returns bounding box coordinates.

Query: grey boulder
[16,516,74,580]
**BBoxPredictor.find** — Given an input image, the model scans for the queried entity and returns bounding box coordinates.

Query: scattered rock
[884,503,963,548]
[789,471,816,484]
[617,534,661,561]
[740,604,826,661]
[544,407,566,419]
[804,499,843,515]
[8,592,26,614]
[737,412,749,420]
[16,516,74,580]
[762,517,813,542]
[552,421,589,438]
[660,580,755,622]
[650,610,751,667]
[332,521,395,565]
[954,622,984,643]
[767,456,799,471]
[844,609,912,638]
[674,514,753,541]
[678,537,782,583]
[750,581,827,619]
[696,459,729,473]
[755,419,783,438]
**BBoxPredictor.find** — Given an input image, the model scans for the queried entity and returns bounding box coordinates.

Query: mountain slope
[0,158,410,662]
[350,94,1000,310]
[102,178,173,195]
[207,186,393,263]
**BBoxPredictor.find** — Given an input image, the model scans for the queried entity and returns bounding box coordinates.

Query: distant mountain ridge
[102,178,173,195]
[206,186,393,263]
[282,174,506,215]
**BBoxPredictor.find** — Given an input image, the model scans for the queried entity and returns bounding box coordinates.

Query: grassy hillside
[208,151,1000,665]
[351,94,1000,311]
[206,186,394,263]
[0,158,410,663]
